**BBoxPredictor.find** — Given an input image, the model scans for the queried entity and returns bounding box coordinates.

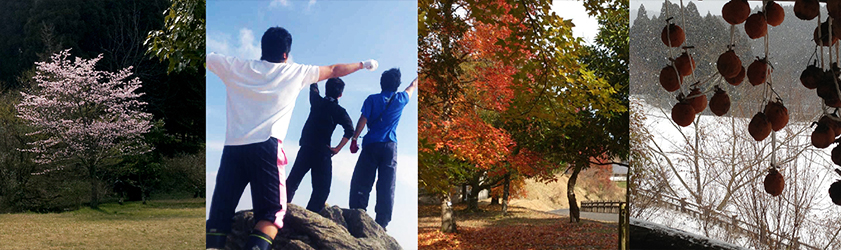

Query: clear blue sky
[205,0,418,248]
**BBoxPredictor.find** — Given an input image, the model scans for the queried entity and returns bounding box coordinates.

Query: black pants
[206,137,288,249]
[286,145,332,212]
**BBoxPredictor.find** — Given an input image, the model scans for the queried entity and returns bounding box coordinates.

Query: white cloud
[206,28,262,60]
[329,151,360,183]
[396,154,418,188]
[206,31,231,55]
[269,0,289,8]
[308,0,316,8]
[317,151,416,187]
[236,28,262,60]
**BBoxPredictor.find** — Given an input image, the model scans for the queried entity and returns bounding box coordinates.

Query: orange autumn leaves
[420,0,542,173]
[418,223,618,250]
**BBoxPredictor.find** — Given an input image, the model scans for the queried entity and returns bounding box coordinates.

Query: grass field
[616,181,627,189]
[0,198,204,250]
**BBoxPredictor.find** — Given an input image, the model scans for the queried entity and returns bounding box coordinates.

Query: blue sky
[205,0,418,248]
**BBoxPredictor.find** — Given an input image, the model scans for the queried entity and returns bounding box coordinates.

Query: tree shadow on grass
[72,198,205,221]
[145,198,206,209]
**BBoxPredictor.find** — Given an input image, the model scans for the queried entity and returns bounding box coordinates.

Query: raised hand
[362,59,378,71]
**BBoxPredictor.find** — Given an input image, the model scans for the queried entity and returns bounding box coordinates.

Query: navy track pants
[348,142,397,228]
[285,145,333,212]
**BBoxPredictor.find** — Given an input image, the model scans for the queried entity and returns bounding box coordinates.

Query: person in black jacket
[285,78,355,213]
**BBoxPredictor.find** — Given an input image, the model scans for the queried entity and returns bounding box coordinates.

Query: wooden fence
[581,200,623,214]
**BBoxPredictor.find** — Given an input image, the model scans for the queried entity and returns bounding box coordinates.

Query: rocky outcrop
[225,204,401,250]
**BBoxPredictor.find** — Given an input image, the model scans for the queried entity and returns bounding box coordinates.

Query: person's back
[207,54,319,145]
[299,81,353,149]
[347,68,417,229]
[359,88,410,147]
[286,78,354,213]
[206,26,377,250]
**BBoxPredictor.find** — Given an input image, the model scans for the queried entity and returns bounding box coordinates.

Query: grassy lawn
[0,198,204,250]
[418,203,618,250]
[616,181,627,189]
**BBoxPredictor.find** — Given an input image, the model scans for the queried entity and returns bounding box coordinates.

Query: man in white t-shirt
[205,26,377,250]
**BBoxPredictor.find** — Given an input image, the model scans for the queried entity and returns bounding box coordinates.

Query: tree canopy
[419,0,628,226]
[145,0,206,74]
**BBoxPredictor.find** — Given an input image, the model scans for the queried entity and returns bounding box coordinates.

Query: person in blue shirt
[347,68,417,229]
[286,78,354,213]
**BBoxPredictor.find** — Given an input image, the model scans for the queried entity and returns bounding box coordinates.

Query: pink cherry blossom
[16,49,153,168]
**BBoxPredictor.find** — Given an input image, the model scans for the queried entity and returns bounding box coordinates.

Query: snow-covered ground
[633,95,841,249]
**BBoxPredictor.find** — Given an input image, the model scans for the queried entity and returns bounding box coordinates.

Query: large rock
[225,204,401,250]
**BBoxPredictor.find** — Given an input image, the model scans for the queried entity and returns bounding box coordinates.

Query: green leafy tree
[145,0,206,74]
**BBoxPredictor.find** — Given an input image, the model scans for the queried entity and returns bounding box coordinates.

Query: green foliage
[504,0,630,169]
[161,150,206,198]
[418,138,473,195]
[0,90,89,213]
[577,0,630,164]
[0,90,55,212]
[145,0,206,74]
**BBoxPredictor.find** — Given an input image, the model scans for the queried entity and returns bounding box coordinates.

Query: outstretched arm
[317,60,377,82]
[405,77,419,98]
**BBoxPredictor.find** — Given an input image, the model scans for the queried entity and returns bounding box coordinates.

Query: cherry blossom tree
[16,49,152,208]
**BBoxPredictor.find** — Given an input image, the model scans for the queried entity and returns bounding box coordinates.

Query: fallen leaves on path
[419,223,616,250]
[418,203,618,249]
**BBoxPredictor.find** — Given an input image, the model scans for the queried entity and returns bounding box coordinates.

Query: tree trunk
[460,183,467,203]
[502,173,510,215]
[467,188,479,212]
[89,164,99,208]
[466,184,480,212]
[490,194,499,205]
[466,172,481,212]
[90,180,99,208]
[568,165,582,223]
[440,194,457,233]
